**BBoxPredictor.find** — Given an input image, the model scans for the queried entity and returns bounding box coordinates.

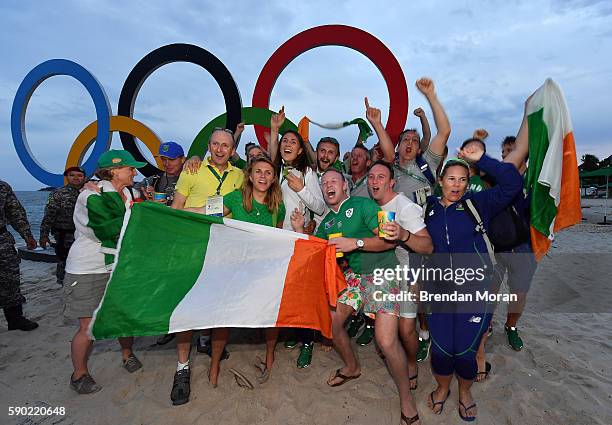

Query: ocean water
[10,191,50,244]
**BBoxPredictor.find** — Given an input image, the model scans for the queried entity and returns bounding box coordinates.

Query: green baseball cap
[97,150,147,169]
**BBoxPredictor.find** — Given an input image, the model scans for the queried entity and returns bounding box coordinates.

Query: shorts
[63,272,110,319]
[337,269,400,317]
[497,242,537,293]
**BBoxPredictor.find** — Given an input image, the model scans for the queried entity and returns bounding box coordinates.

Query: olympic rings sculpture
[11,25,409,187]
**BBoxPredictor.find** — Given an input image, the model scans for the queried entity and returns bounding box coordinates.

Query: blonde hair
[241,157,283,215]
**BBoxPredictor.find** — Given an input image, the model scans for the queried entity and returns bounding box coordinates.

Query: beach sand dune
[1,221,611,424]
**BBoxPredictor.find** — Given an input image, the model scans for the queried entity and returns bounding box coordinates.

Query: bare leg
[209,328,229,387]
[264,328,280,371]
[71,317,93,379]
[118,336,134,361]
[376,313,419,422]
[475,331,490,382]
[428,373,453,414]
[327,303,360,385]
[506,292,527,327]
[458,376,478,420]
[176,330,193,364]
[399,317,418,389]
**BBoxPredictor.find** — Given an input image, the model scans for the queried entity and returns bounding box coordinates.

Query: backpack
[487,205,531,252]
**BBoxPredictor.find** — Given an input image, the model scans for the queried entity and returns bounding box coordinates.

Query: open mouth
[370,186,381,195]
[325,188,337,199]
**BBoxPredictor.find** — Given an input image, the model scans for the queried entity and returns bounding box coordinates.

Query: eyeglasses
[212,127,234,135]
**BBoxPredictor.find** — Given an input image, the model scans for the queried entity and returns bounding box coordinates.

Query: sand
[1,199,611,425]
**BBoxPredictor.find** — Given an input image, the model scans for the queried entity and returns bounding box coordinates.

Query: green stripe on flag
[525,108,558,237]
[91,202,222,339]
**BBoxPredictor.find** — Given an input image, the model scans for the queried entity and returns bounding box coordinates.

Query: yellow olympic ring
[65,116,163,183]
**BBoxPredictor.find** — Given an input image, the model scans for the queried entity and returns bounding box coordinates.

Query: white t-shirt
[381,193,426,267]
[280,166,325,231]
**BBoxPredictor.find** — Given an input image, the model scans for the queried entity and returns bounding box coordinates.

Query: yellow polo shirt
[175,157,244,208]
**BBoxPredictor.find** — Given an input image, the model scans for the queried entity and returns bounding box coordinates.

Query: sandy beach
[1,199,611,425]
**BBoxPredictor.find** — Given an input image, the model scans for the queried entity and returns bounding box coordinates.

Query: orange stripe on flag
[531,131,581,261]
[275,237,346,339]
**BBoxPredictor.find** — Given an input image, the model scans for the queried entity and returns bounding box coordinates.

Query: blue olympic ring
[11,59,112,187]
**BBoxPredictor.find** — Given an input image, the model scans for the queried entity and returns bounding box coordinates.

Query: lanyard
[207,165,229,195]
[351,175,367,190]
[394,164,431,186]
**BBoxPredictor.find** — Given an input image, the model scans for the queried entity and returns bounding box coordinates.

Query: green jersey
[468,175,487,193]
[224,190,286,228]
[315,196,397,274]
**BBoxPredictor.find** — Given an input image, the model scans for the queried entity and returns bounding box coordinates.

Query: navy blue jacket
[424,155,523,273]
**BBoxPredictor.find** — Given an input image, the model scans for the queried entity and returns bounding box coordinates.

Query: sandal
[253,356,271,384]
[475,361,492,382]
[327,368,361,387]
[429,389,451,414]
[228,368,254,390]
[458,400,477,422]
[409,373,418,390]
[401,411,420,425]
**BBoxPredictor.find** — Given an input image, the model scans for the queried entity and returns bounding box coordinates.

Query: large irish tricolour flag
[525,78,581,260]
[90,202,345,340]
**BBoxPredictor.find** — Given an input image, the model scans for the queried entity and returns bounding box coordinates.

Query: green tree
[580,154,600,171]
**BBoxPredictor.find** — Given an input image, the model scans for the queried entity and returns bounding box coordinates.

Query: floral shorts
[337,269,400,318]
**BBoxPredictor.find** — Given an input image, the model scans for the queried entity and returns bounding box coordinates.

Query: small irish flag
[90,202,345,340]
[525,78,581,260]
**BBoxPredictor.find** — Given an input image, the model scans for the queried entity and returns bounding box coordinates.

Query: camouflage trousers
[53,231,74,285]
[0,232,25,309]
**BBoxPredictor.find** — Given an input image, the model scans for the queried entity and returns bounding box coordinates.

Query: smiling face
[316,141,339,172]
[280,132,303,163]
[249,160,275,193]
[350,147,370,176]
[111,166,138,188]
[208,131,235,168]
[398,130,421,162]
[320,169,348,210]
[440,164,469,204]
[367,164,395,204]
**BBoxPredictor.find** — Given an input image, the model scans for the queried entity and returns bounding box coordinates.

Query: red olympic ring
[252,24,408,149]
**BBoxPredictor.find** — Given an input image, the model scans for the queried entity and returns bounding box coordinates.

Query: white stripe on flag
[168,222,298,332]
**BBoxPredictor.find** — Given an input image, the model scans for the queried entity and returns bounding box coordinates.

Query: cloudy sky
[1,0,610,190]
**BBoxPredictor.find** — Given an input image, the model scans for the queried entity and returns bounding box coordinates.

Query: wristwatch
[356,239,365,250]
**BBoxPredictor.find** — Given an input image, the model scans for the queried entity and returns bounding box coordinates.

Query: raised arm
[414,107,431,151]
[269,107,285,164]
[504,105,530,171]
[416,78,451,157]
[304,138,317,167]
[365,97,395,163]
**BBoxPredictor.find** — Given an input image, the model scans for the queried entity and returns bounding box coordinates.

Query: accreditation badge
[414,187,432,206]
[205,195,224,216]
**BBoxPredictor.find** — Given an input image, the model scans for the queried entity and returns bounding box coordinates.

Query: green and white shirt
[315,196,397,274]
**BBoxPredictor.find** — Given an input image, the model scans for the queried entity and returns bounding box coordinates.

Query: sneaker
[416,337,430,363]
[505,325,524,351]
[122,354,143,373]
[157,333,176,345]
[347,314,365,339]
[196,338,230,360]
[170,368,191,405]
[284,339,298,350]
[356,325,374,346]
[297,343,314,368]
[70,373,101,394]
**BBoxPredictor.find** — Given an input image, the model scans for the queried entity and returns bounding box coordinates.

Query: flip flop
[401,412,420,424]
[228,368,254,390]
[458,400,477,422]
[327,368,361,387]
[429,389,451,415]
[475,361,491,382]
[253,356,271,384]
[409,373,418,390]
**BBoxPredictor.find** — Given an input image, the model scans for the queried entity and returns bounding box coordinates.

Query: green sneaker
[356,325,375,346]
[297,343,313,368]
[416,337,430,362]
[347,314,365,338]
[505,325,523,351]
[284,339,298,350]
